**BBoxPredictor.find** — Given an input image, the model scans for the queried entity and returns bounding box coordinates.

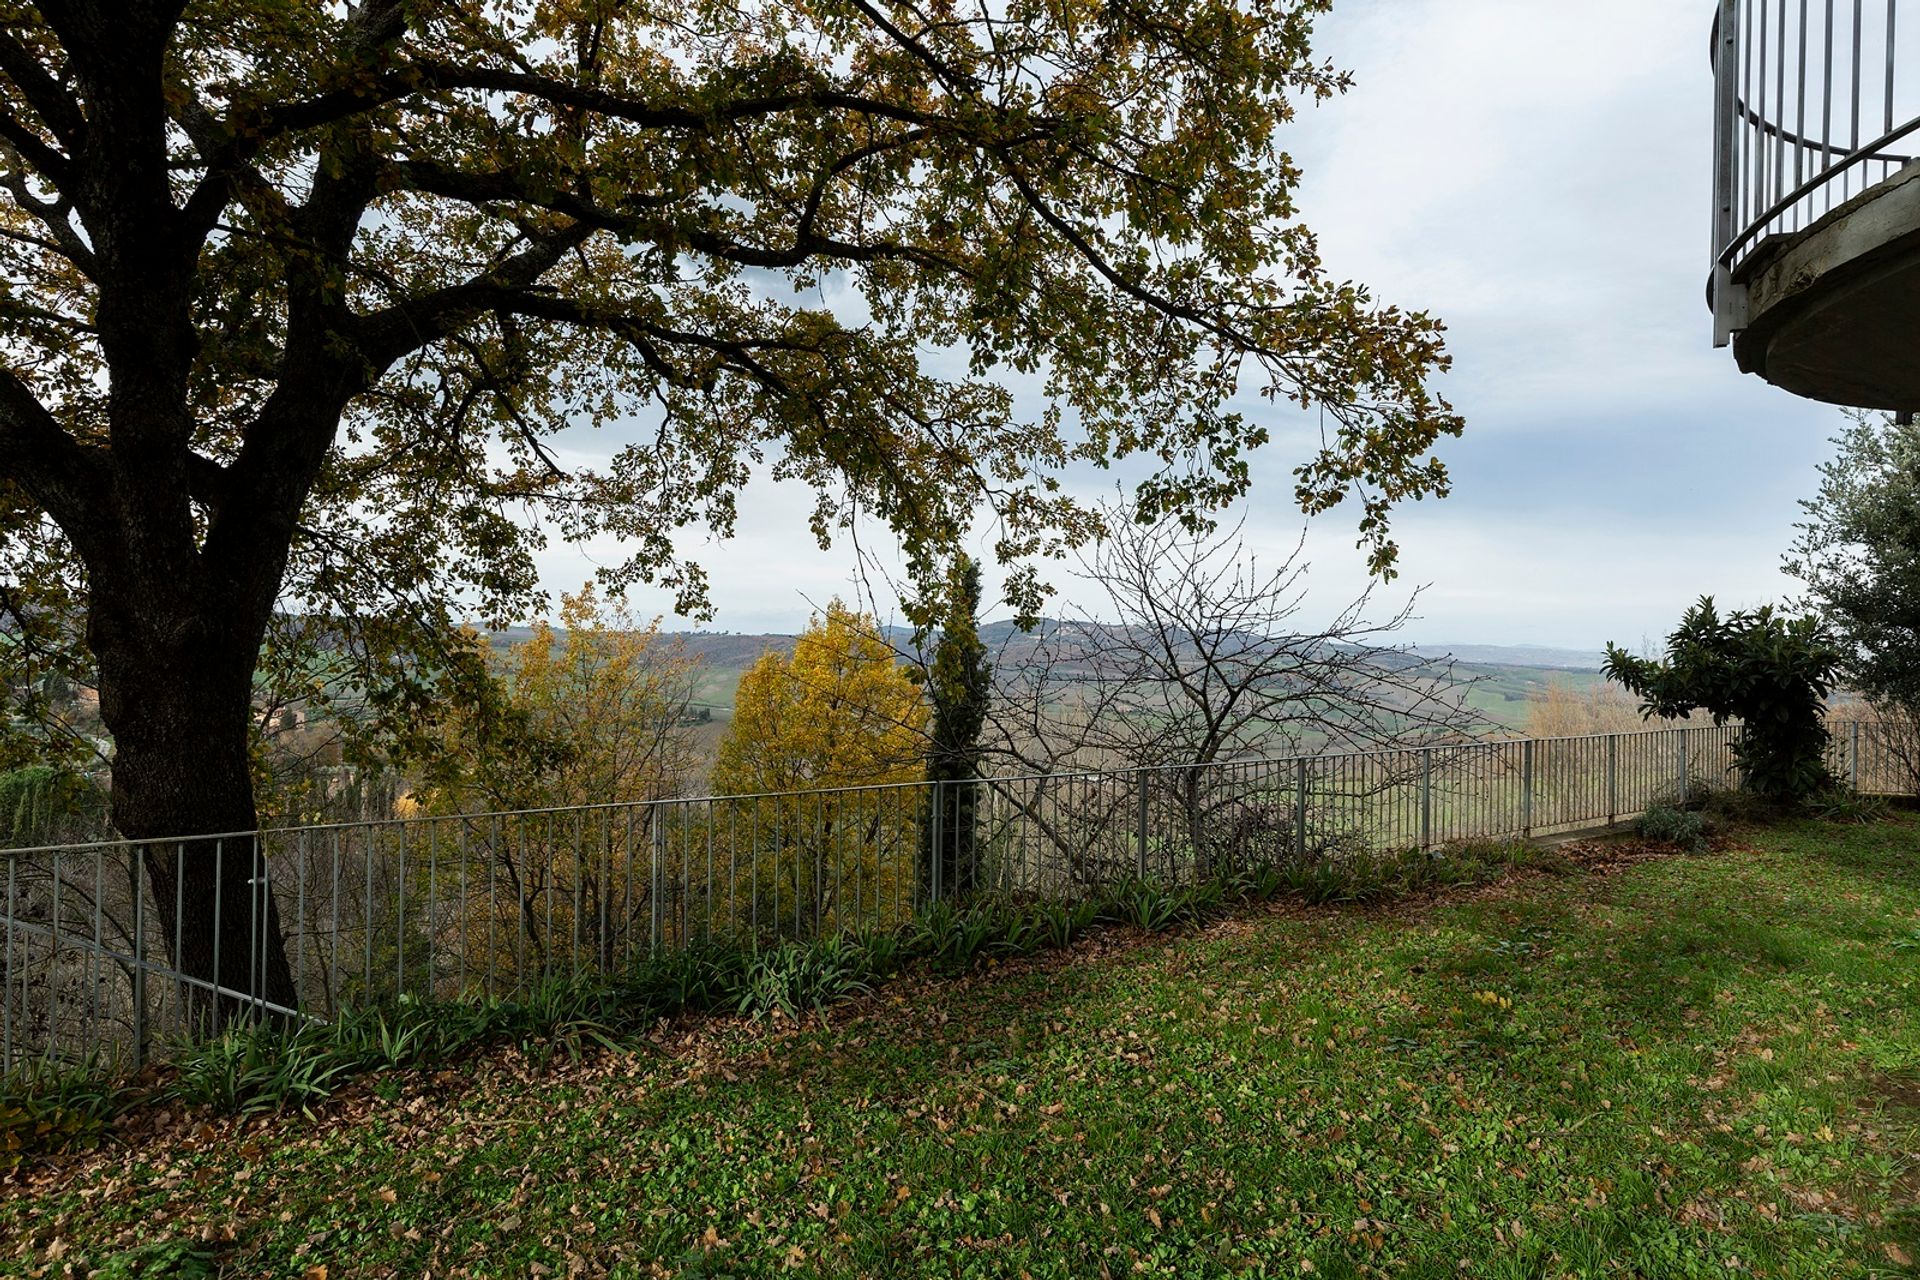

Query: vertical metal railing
[1711,0,1920,340]
[0,721,1910,1074]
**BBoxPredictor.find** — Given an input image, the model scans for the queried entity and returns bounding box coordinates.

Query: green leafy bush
[1699,786,1780,826]
[170,1024,354,1116]
[854,929,903,978]
[1637,803,1712,853]
[1226,865,1289,903]
[1112,879,1182,932]
[1604,598,1844,806]
[905,900,1004,974]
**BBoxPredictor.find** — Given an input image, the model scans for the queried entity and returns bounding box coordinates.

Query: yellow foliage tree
[442,587,703,813]
[416,586,705,978]
[712,602,929,938]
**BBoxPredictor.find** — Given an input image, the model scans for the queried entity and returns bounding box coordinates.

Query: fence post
[1852,721,1863,792]
[132,847,148,1069]
[1606,734,1618,827]
[1419,748,1433,850]
[1294,757,1308,862]
[1521,739,1534,837]
[1678,731,1690,805]
[930,779,944,904]
[649,804,665,953]
[1134,769,1150,880]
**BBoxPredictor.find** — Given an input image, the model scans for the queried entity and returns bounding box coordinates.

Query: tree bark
[90,576,298,1032]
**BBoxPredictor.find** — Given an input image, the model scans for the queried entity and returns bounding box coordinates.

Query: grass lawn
[6,815,1918,1279]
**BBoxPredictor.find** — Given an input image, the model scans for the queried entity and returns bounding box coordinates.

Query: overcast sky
[530,0,1849,652]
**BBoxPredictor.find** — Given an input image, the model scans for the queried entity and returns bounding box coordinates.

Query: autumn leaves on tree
[0,0,1456,1010]
[715,602,929,934]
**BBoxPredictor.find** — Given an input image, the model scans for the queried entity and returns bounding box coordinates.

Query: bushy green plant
[990,908,1051,957]
[1699,786,1780,827]
[735,938,875,1020]
[510,980,623,1062]
[170,1023,354,1117]
[1180,880,1227,919]
[905,900,1004,974]
[1111,879,1183,932]
[854,930,903,978]
[1637,803,1712,853]
[1806,786,1891,825]
[642,943,752,1013]
[1604,597,1844,806]
[0,1058,130,1171]
[1275,857,1363,905]
[1226,864,1289,903]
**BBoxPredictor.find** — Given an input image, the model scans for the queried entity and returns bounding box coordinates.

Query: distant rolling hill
[482,623,1602,734]
[1410,643,1604,671]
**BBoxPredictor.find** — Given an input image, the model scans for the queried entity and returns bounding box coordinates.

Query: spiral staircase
[1711,0,1920,412]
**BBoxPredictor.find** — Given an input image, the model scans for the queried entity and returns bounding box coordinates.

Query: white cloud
[531,0,1849,648]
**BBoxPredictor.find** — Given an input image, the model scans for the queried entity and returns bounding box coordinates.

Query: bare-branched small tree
[980,507,1478,880]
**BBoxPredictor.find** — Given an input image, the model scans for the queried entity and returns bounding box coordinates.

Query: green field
[7,814,1917,1278]
[1456,662,1611,731]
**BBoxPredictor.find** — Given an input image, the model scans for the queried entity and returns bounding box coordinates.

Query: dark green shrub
[510,979,623,1061]
[1227,864,1288,903]
[1699,786,1781,826]
[855,929,903,977]
[1031,902,1074,950]
[905,900,1002,973]
[170,1023,354,1116]
[1605,597,1844,806]
[1277,857,1358,905]
[632,943,750,1013]
[1637,803,1712,853]
[1179,880,1227,920]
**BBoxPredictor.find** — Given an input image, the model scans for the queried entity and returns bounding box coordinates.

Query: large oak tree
[0,0,1457,1014]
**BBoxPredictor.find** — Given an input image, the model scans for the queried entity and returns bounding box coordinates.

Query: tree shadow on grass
[1769,810,1920,889]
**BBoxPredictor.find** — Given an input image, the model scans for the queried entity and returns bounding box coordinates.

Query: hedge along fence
[2,721,1912,1075]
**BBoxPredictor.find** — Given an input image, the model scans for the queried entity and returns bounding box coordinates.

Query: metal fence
[3,722,1914,1074]
[1710,0,1920,341]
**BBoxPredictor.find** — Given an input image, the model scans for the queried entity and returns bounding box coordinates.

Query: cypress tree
[923,557,992,901]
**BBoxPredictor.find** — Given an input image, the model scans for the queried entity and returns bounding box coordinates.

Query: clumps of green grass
[1693,780,1891,828]
[734,936,875,1020]
[1276,838,1544,905]
[0,1058,125,1174]
[1807,786,1892,824]
[1,832,1554,1166]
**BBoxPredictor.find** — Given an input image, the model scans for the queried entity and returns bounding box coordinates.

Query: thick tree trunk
[91,590,298,1033]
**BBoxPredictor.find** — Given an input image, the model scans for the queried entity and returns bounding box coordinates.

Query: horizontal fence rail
[1711,0,1920,341]
[3,722,1914,1074]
